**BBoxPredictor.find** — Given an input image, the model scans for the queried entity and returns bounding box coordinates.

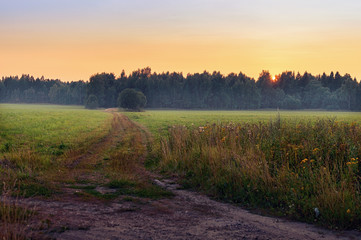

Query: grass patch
[76,189,121,200]
[107,179,136,189]
[122,196,136,202]
[0,104,110,158]
[1,184,35,239]
[106,179,173,200]
[68,185,96,190]
[16,182,55,198]
[132,184,174,199]
[124,110,361,138]
[0,202,33,224]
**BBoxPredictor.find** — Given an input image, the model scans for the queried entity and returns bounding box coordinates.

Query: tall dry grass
[159,118,361,229]
[0,182,34,240]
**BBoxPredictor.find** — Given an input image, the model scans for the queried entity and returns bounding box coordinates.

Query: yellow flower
[351,158,355,161]
[346,162,352,165]
[301,158,308,164]
[313,148,319,152]
[310,159,315,163]
[347,209,351,214]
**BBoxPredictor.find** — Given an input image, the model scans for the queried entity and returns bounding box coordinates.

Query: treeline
[0,75,87,105]
[1,68,361,110]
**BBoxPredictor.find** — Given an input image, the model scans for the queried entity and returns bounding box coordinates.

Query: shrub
[118,89,146,111]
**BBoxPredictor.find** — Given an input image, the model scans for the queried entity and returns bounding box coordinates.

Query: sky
[1,0,361,82]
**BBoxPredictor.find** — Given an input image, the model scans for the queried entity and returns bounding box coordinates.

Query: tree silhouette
[118,88,146,111]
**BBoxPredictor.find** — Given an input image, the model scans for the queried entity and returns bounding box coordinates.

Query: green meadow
[0,104,111,159]
[124,110,361,137]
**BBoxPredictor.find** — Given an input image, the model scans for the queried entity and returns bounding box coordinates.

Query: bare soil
[15,112,361,239]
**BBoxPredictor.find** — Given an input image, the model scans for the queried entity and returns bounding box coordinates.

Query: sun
[272,75,276,81]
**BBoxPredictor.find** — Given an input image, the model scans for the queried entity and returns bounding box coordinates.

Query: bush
[85,94,99,109]
[118,89,146,111]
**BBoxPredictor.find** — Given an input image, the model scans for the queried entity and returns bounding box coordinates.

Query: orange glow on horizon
[1,35,361,82]
[1,1,361,82]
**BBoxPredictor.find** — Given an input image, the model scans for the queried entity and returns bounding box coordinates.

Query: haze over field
[1,0,361,81]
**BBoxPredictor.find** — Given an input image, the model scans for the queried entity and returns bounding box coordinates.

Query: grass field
[124,110,361,137]
[2,105,361,234]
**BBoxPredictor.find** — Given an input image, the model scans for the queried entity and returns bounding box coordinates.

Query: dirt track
[19,113,361,239]
[23,178,360,240]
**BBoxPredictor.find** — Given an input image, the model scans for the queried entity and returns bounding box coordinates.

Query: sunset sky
[1,0,361,82]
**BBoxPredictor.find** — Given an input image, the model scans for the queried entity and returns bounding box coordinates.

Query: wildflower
[198,127,204,133]
[301,158,308,164]
[347,161,357,165]
[347,209,351,214]
[310,159,315,163]
[313,148,319,152]
[221,137,226,142]
[351,158,355,161]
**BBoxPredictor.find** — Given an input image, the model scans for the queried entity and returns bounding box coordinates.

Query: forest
[1,67,360,110]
